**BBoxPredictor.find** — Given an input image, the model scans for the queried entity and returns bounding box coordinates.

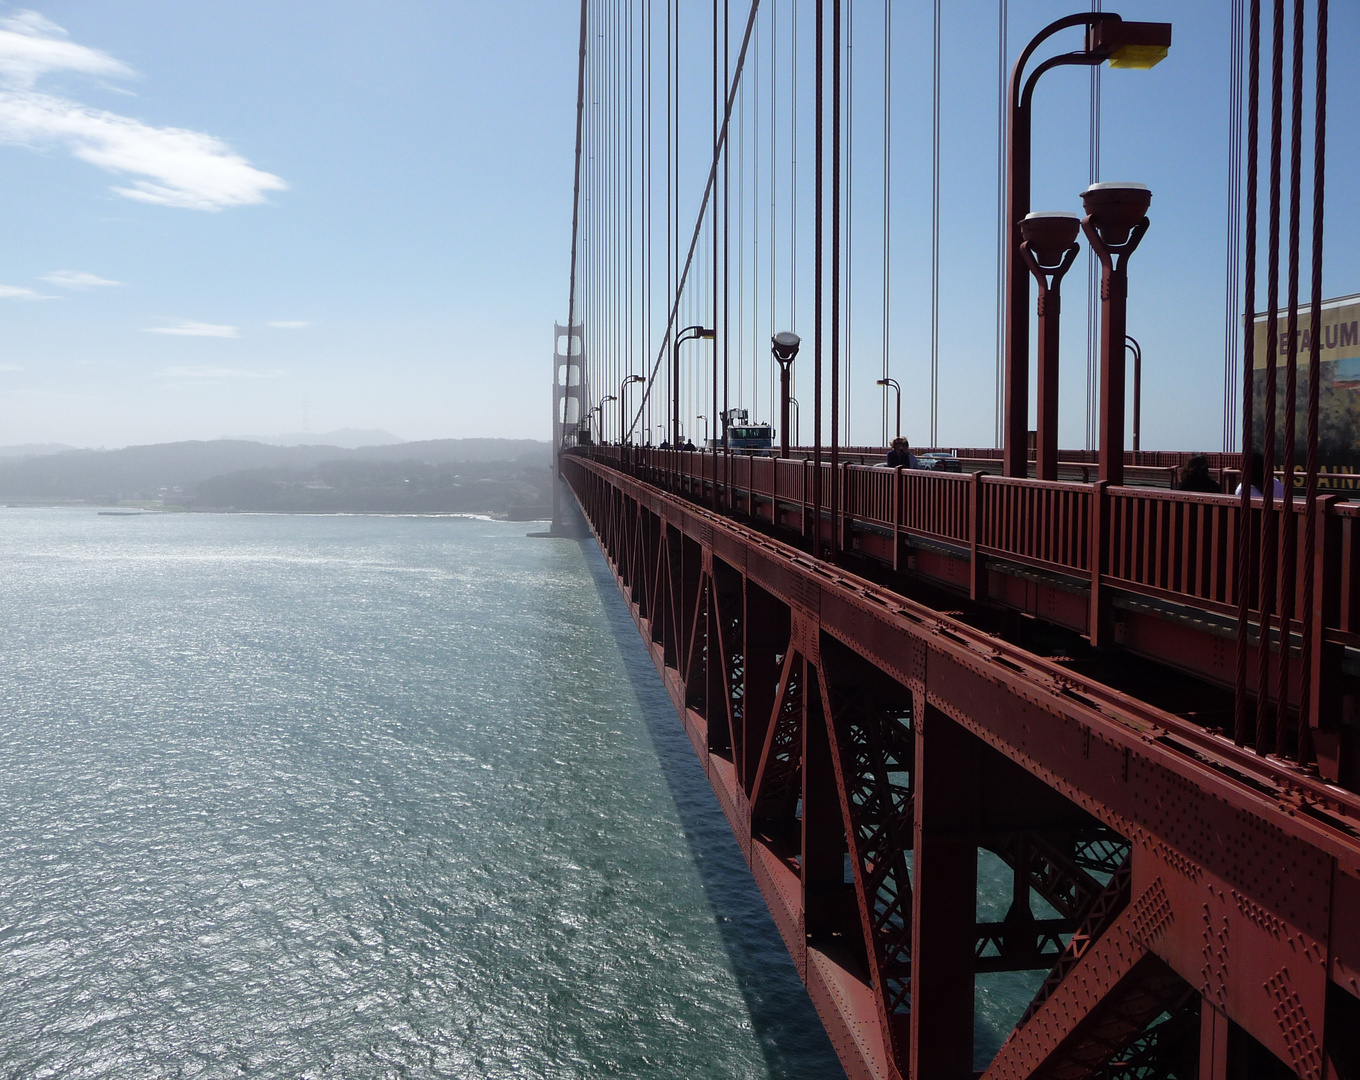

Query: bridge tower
[551,321,585,534]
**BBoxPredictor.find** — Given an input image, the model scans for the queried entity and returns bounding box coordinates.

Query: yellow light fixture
[1089,19,1172,71]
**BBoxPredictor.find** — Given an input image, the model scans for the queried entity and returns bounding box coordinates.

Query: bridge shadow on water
[574,531,847,1079]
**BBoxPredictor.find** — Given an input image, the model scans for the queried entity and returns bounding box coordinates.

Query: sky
[577,0,1357,453]
[0,2,1352,451]
[0,2,580,448]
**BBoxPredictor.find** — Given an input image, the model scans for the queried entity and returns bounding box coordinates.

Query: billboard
[1252,292,1360,374]
[1250,294,1360,466]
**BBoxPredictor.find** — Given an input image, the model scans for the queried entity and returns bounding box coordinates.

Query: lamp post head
[771,331,801,365]
[1020,211,1082,267]
[1081,182,1152,246]
[1087,18,1172,70]
[624,374,644,385]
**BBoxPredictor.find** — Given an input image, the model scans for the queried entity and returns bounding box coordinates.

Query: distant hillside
[227,428,405,449]
[0,443,77,458]
[194,458,549,515]
[0,438,552,511]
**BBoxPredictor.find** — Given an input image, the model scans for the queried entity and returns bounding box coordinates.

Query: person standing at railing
[1177,454,1221,493]
[886,437,919,469]
[1233,451,1285,498]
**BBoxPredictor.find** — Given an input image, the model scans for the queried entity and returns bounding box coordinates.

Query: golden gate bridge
[552,1,1356,1076]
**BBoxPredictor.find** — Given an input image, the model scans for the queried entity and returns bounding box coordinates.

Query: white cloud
[42,269,123,288]
[266,320,309,329]
[161,366,285,380]
[0,15,285,211]
[0,283,54,300]
[144,320,239,338]
[0,11,132,89]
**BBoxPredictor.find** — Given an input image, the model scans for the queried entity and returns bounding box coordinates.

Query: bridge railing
[579,447,1359,649]
[979,475,1092,573]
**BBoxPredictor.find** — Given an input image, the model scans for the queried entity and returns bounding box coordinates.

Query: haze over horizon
[0,3,579,450]
[0,2,1354,453]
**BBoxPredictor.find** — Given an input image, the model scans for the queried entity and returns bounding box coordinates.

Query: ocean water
[0,509,844,1079]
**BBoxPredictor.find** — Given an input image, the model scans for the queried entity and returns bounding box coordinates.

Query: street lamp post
[876,377,902,442]
[1125,335,1142,454]
[619,374,644,447]
[697,415,708,445]
[1003,13,1171,478]
[1081,182,1151,486]
[672,325,715,448]
[789,397,800,447]
[772,332,802,459]
[1019,211,1082,481]
[599,395,617,444]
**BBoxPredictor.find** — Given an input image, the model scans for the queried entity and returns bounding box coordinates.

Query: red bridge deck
[563,448,1360,1080]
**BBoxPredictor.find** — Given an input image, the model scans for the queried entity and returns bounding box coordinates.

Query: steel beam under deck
[564,453,1360,1080]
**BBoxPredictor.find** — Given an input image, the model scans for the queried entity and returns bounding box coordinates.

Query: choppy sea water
[0,509,845,1079]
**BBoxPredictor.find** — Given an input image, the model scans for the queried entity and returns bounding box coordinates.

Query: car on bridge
[916,451,962,472]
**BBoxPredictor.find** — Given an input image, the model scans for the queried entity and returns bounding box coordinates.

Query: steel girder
[564,455,1360,1080]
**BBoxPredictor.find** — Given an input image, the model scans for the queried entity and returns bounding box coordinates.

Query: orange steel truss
[563,452,1360,1080]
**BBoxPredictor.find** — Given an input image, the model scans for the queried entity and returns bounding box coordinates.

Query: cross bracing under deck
[563,450,1360,1078]
[555,0,1356,1075]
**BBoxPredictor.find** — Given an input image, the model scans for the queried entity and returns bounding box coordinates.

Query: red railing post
[1089,481,1111,648]
[839,463,852,553]
[969,472,986,602]
[892,467,903,572]
[803,458,812,543]
[1309,495,1348,781]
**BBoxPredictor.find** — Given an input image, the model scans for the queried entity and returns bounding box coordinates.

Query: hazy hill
[194,458,548,515]
[0,443,77,458]
[226,428,405,449]
[0,438,551,510]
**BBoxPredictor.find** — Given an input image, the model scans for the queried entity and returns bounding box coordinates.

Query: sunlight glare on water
[0,508,842,1079]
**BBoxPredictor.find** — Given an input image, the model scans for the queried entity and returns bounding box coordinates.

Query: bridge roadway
[562,447,1360,1080]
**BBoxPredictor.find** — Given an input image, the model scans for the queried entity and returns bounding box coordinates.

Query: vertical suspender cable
[739,55,745,415]
[612,0,620,438]
[751,12,759,419]
[1297,0,1327,761]
[791,0,798,338]
[1255,0,1285,754]
[723,0,731,495]
[1085,0,1103,453]
[1233,0,1261,747]
[844,0,853,445]
[585,1,594,415]
[714,0,720,459]
[814,0,824,546]
[770,2,778,429]
[1223,0,1245,452]
[643,0,651,441]
[1274,0,1307,753]
[627,0,634,433]
[883,0,892,448]
[994,0,1007,447]
[667,0,673,440]
[831,0,841,555]
[929,0,940,447]
[712,0,723,454]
